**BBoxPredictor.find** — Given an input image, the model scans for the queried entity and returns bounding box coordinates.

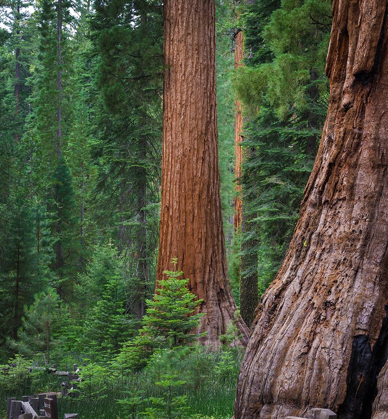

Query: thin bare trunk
[234,28,244,230]
[157,0,249,348]
[235,0,388,417]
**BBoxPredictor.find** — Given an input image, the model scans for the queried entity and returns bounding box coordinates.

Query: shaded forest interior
[3,0,385,418]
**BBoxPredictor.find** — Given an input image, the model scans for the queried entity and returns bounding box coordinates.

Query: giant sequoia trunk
[235,0,388,417]
[157,0,249,348]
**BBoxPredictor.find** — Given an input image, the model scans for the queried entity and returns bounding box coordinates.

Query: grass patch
[0,346,243,418]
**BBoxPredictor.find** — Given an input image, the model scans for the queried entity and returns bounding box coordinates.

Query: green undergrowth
[0,346,243,419]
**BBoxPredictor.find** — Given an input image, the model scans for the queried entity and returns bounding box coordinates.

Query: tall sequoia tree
[235,0,388,418]
[157,0,249,348]
[233,1,260,328]
[233,25,244,232]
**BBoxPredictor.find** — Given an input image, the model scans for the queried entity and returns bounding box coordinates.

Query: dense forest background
[0,0,331,417]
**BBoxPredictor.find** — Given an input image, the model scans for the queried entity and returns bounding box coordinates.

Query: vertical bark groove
[157,0,249,348]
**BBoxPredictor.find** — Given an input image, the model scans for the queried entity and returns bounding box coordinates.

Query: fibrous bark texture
[235,0,388,417]
[157,0,249,349]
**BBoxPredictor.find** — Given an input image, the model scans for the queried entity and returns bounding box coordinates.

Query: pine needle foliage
[9,287,69,365]
[142,269,204,349]
[235,0,331,295]
[116,263,204,371]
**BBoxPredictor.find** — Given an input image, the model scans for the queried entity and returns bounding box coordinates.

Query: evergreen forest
[0,0,359,417]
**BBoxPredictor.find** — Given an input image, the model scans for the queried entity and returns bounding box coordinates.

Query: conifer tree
[116,263,204,370]
[89,0,163,318]
[0,191,42,342]
[0,2,44,357]
[30,0,80,297]
[157,0,249,348]
[235,0,330,297]
[12,287,68,364]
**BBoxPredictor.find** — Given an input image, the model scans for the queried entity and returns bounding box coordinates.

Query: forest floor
[1,346,242,418]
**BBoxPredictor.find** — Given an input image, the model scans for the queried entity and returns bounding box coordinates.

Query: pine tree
[234,0,330,301]
[0,190,42,344]
[89,0,163,318]
[0,2,45,359]
[77,270,137,362]
[116,263,204,370]
[11,287,68,364]
[29,0,80,297]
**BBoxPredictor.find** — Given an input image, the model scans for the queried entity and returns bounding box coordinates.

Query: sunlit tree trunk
[235,0,388,417]
[157,0,249,348]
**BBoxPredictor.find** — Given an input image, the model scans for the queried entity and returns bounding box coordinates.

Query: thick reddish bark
[235,0,388,417]
[157,0,249,349]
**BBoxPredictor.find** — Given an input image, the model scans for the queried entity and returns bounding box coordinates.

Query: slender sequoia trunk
[234,28,244,231]
[235,1,388,417]
[235,0,259,328]
[157,0,249,348]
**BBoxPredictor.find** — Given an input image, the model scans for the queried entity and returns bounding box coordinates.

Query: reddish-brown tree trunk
[234,28,244,231]
[157,0,249,349]
[235,0,388,417]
